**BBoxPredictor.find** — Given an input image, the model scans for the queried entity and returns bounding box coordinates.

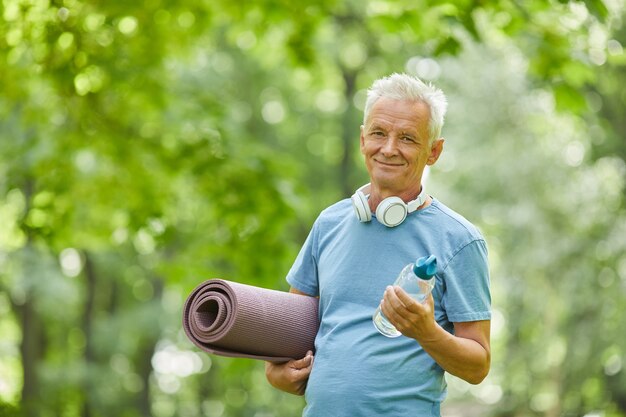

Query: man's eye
[401,136,415,143]
[372,131,384,136]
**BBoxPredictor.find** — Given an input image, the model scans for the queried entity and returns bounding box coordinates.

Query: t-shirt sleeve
[441,239,491,323]
[286,220,320,296]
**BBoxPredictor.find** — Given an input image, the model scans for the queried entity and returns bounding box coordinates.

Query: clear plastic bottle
[372,255,438,338]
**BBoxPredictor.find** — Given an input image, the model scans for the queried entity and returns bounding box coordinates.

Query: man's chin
[370,176,405,190]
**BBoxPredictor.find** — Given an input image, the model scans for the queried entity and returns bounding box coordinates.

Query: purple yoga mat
[182,279,319,362]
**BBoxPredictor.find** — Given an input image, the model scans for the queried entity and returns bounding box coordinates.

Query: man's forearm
[381,287,491,384]
[417,321,491,384]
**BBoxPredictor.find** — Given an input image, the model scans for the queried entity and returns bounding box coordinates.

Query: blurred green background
[1,0,626,416]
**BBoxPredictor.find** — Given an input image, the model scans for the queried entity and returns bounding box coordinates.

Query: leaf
[433,36,462,56]
[584,0,610,21]
[553,82,588,113]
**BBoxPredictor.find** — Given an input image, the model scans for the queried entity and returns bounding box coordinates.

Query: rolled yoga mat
[182,279,319,362]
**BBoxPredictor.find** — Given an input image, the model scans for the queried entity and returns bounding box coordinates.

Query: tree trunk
[16,179,45,417]
[16,293,43,417]
[81,252,97,417]
[136,277,164,417]
[340,68,359,198]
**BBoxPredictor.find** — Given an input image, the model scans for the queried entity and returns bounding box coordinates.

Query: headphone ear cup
[351,190,372,222]
[376,197,407,227]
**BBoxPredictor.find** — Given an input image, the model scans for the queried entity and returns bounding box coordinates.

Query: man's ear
[427,138,444,165]
[359,125,365,154]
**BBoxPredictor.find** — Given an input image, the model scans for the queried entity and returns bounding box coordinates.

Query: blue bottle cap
[413,255,437,279]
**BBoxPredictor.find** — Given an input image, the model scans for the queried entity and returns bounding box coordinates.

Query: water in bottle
[372,255,438,338]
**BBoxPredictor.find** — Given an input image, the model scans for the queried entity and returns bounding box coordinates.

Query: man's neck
[367,186,426,212]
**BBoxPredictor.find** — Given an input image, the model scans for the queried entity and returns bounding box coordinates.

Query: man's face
[360,97,443,197]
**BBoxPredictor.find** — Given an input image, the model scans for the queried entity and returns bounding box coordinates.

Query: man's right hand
[264,351,314,396]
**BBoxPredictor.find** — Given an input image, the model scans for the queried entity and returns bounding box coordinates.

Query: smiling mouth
[375,159,404,167]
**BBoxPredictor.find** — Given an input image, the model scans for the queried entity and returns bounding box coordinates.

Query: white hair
[363,73,448,144]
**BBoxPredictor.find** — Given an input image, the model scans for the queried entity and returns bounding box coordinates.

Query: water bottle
[372,255,438,338]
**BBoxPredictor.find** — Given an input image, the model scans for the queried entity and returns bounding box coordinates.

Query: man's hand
[380,285,491,384]
[380,285,438,341]
[265,351,314,396]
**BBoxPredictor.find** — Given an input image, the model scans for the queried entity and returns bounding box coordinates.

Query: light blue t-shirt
[286,198,491,417]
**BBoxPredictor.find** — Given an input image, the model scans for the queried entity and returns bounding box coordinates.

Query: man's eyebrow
[367,122,386,130]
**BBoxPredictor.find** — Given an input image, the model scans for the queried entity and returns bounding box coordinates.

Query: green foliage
[0,401,22,417]
[1,0,625,416]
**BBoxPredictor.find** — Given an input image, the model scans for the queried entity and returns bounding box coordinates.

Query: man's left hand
[380,285,438,341]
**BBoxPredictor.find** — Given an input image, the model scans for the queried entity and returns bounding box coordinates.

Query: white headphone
[351,183,427,228]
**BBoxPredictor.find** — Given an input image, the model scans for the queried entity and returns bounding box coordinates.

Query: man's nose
[380,136,399,155]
